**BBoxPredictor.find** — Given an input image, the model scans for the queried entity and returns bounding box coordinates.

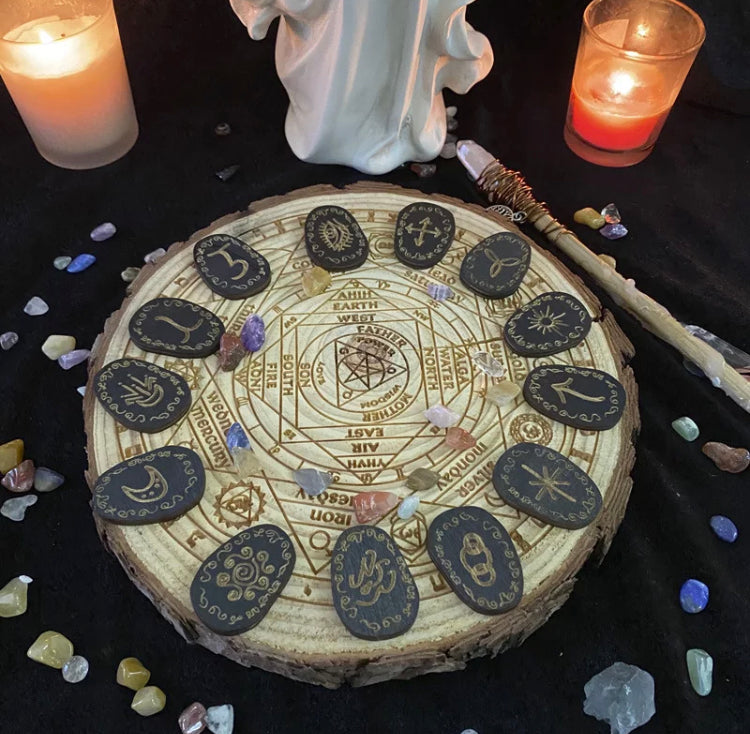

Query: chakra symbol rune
[459,532,496,587]
[484,249,522,278]
[119,375,164,407]
[122,465,168,504]
[206,243,249,281]
[154,315,205,344]
[528,306,568,336]
[404,217,441,248]
[522,463,576,503]
[349,549,396,607]
[550,378,606,404]
[319,218,353,252]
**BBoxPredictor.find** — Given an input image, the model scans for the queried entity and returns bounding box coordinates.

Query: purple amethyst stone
[241,314,266,352]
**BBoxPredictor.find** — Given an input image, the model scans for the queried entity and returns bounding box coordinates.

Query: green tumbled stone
[406,468,440,491]
[672,416,700,441]
[686,648,713,696]
[574,207,606,230]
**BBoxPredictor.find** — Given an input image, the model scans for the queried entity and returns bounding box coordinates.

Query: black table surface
[1,1,748,732]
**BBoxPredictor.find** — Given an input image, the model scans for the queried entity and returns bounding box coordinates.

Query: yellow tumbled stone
[26,631,74,669]
[598,254,617,269]
[0,439,24,474]
[486,381,522,407]
[574,207,606,229]
[131,686,166,717]
[301,266,331,297]
[41,335,76,360]
[0,575,32,617]
[117,657,151,690]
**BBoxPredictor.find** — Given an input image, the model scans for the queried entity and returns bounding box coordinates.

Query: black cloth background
[1,1,749,732]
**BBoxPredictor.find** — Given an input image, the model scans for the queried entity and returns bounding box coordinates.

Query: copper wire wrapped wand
[457,140,750,414]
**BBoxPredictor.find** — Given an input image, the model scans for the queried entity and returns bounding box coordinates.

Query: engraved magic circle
[85,187,635,680]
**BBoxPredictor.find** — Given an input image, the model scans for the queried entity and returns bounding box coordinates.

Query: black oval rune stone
[190,524,296,636]
[492,442,602,529]
[460,232,531,299]
[93,446,205,525]
[504,291,592,357]
[93,358,191,433]
[394,202,455,269]
[428,507,523,615]
[193,234,271,300]
[331,525,419,640]
[129,298,224,358]
[305,205,369,271]
[523,364,626,430]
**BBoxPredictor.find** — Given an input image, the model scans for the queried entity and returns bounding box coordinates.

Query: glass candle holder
[564,0,705,167]
[0,0,138,170]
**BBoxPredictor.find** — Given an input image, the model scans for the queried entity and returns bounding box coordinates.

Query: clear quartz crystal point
[456,140,495,180]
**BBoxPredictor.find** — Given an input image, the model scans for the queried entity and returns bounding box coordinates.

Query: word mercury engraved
[154,315,205,344]
[404,217,441,248]
[460,532,496,587]
[205,242,250,280]
[349,550,397,607]
[121,466,169,504]
[119,376,164,407]
[550,378,606,404]
[522,463,576,503]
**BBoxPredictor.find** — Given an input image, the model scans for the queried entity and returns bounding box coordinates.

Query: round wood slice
[84,183,639,688]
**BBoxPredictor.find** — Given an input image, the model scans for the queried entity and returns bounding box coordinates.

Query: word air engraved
[205,242,250,280]
[121,465,169,504]
[349,550,397,607]
[550,377,606,404]
[459,532,497,587]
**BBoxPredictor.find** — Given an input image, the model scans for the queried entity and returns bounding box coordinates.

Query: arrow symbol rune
[405,217,441,248]
[550,377,606,405]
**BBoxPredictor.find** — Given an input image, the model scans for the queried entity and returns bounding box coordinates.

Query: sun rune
[522,463,577,503]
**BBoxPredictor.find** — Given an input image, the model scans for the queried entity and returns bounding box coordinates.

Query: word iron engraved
[394,202,455,269]
[427,507,523,615]
[305,205,369,271]
[193,233,271,299]
[331,525,419,640]
[460,232,531,299]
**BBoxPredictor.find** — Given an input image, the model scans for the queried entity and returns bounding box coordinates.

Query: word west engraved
[121,466,169,504]
[459,532,497,587]
[349,550,397,607]
[120,376,164,407]
[205,243,250,280]
[154,315,206,345]
[550,377,606,404]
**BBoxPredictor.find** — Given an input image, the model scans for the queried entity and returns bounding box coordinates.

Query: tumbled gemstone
[574,207,605,229]
[445,427,476,451]
[672,416,699,441]
[439,142,457,159]
[424,404,460,428]
[680,578,709,613]
[702,442,749,473]
[179,702,208,734]
[240,314,265,352]
[0,331,18,351]
[353,491,399,523]
[600,223,628,240]
[217,333,246,372]
[709,515,738,543]
[686,648,713,696]
[117,657,151,690]
[583,662,655,734]
[1,459,35,493]
[205,704,234,734]
[90,222,117,241]
[446,105,458,118]
[226,422,250,451]
[215,164,240,182]
[131,686,166,717]
[410,162,437,178]
[293,468,333,497]
[472,351,505,377]
[58,349,90,370]
[143,248,166,264]
[66,254,96,273]
[0,439,23,473]
[214,122,232,136]
[397,496,420,520]
[34,467,65,493]
[41,335,76,360]
[27,631,74,669]
[0,575,32,617]
[121,266,141,283]
[601,203,622,224]
[406,467,440,491]
[24,296,49,316]
[302,266,331,297]
[62,655,89,683]
[598,254,617,269]
[485,381,521,407]
[427,283,453,301]
[53,256,72,270]
[446,116,458,132]
[1,494,37,521]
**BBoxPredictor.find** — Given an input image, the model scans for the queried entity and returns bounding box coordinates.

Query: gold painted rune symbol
[404,217,441,247]
[522,463,576,503]
[122,465,169,503]
[484,249,522,278]
[459,532,496,587]
[320,219,353,252]
[550,377,606,404]
[154,315,205,344]
[528,306,568,336]
[119,376,164,407]
[349,549,396,607]
[206,243,249,281]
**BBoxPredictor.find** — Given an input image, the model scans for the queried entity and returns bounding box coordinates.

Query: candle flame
[38,29,54,44]
[609,71,636,97]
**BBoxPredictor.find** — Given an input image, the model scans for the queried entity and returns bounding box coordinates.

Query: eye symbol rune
[484,249,522,278]
[122,465,169,503]
[319,219,353,252]
[459,532,496,587]
[119,375,164,407]
[522,463,576,503]
[206,243,249,281]
[154,315,205,344]
[349,549,396,607]
[528,306,568,336]
[404,217,441,247]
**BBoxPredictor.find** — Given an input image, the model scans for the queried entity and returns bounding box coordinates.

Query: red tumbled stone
[353,491,399,523]
[445,427,476,451]
[217,333,246,372]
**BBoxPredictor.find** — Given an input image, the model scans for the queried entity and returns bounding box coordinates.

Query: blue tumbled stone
[226,422,250,451]
[600,223,628,240]
[709,515,738,543]
[67,254,96,273]
[680,579,709,614]
[240,314,265,352]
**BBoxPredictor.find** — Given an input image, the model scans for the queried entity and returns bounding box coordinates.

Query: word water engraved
[394,202,455,269]
[305,205,369,271]
[190,525,295,636]
[129,297,224,358]
[504,291,592,357]
[427,507,523,615]
[93,446,205,525]
[460,231,531,299]
[524,365,626,431]
[193,234,271,299]
[331,525,419,640]
[94,358,191,433]
[492,442,602,529]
